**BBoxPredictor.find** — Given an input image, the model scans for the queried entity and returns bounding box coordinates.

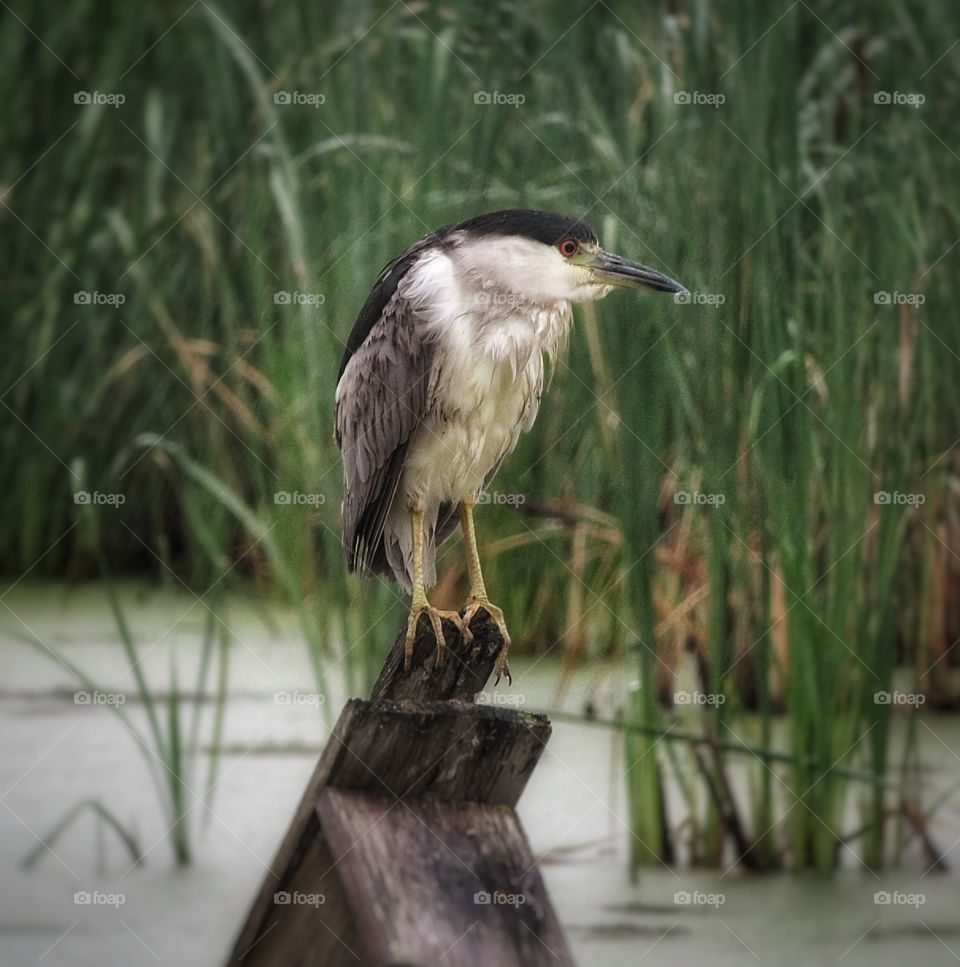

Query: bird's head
[448,209,685,306]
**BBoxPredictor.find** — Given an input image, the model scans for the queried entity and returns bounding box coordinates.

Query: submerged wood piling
[229,611,574,966]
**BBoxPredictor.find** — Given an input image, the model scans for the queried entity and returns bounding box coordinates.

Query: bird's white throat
[403,244,574,373]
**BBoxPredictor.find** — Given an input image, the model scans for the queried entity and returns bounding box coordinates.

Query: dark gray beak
[586,250,686,294]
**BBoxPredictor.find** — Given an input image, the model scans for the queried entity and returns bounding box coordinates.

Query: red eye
[558,238,578,257]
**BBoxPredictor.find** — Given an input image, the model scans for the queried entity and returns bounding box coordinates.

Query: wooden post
[228,612,575,966]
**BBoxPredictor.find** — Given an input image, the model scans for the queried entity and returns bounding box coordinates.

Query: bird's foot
[493,645,512,686]
[404,600,463,672]
[461,596,513,685]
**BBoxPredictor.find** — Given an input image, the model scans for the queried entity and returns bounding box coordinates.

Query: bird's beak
[583,250,686,294]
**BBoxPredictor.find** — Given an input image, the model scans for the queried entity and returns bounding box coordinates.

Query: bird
[335,209,684,682]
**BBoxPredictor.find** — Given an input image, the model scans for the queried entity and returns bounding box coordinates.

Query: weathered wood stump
[228,613,574,966]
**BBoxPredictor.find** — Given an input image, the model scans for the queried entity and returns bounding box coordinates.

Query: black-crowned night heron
[335,209,684,681]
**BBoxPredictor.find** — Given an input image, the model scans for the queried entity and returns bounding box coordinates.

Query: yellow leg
[458,499,512,684]
[404,507,461,672]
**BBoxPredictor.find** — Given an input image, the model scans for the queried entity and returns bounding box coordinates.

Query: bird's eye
[558,238,579,258]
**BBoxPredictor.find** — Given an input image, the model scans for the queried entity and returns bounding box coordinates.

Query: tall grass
[8,572,230,866]
[2,0,957,869]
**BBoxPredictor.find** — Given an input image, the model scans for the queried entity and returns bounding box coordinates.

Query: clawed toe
[494,649,512,686]
[459,596,512,686]
[404,602,466,671]
[462,597,511,645]
[403,593,514,680]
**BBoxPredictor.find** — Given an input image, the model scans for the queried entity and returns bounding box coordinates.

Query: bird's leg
[403,506,460,672]
[457,499,512,684]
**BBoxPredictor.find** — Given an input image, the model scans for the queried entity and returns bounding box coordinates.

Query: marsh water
[2,583,958,966]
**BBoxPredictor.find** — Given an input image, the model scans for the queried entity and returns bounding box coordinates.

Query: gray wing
[335,288,434,577]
